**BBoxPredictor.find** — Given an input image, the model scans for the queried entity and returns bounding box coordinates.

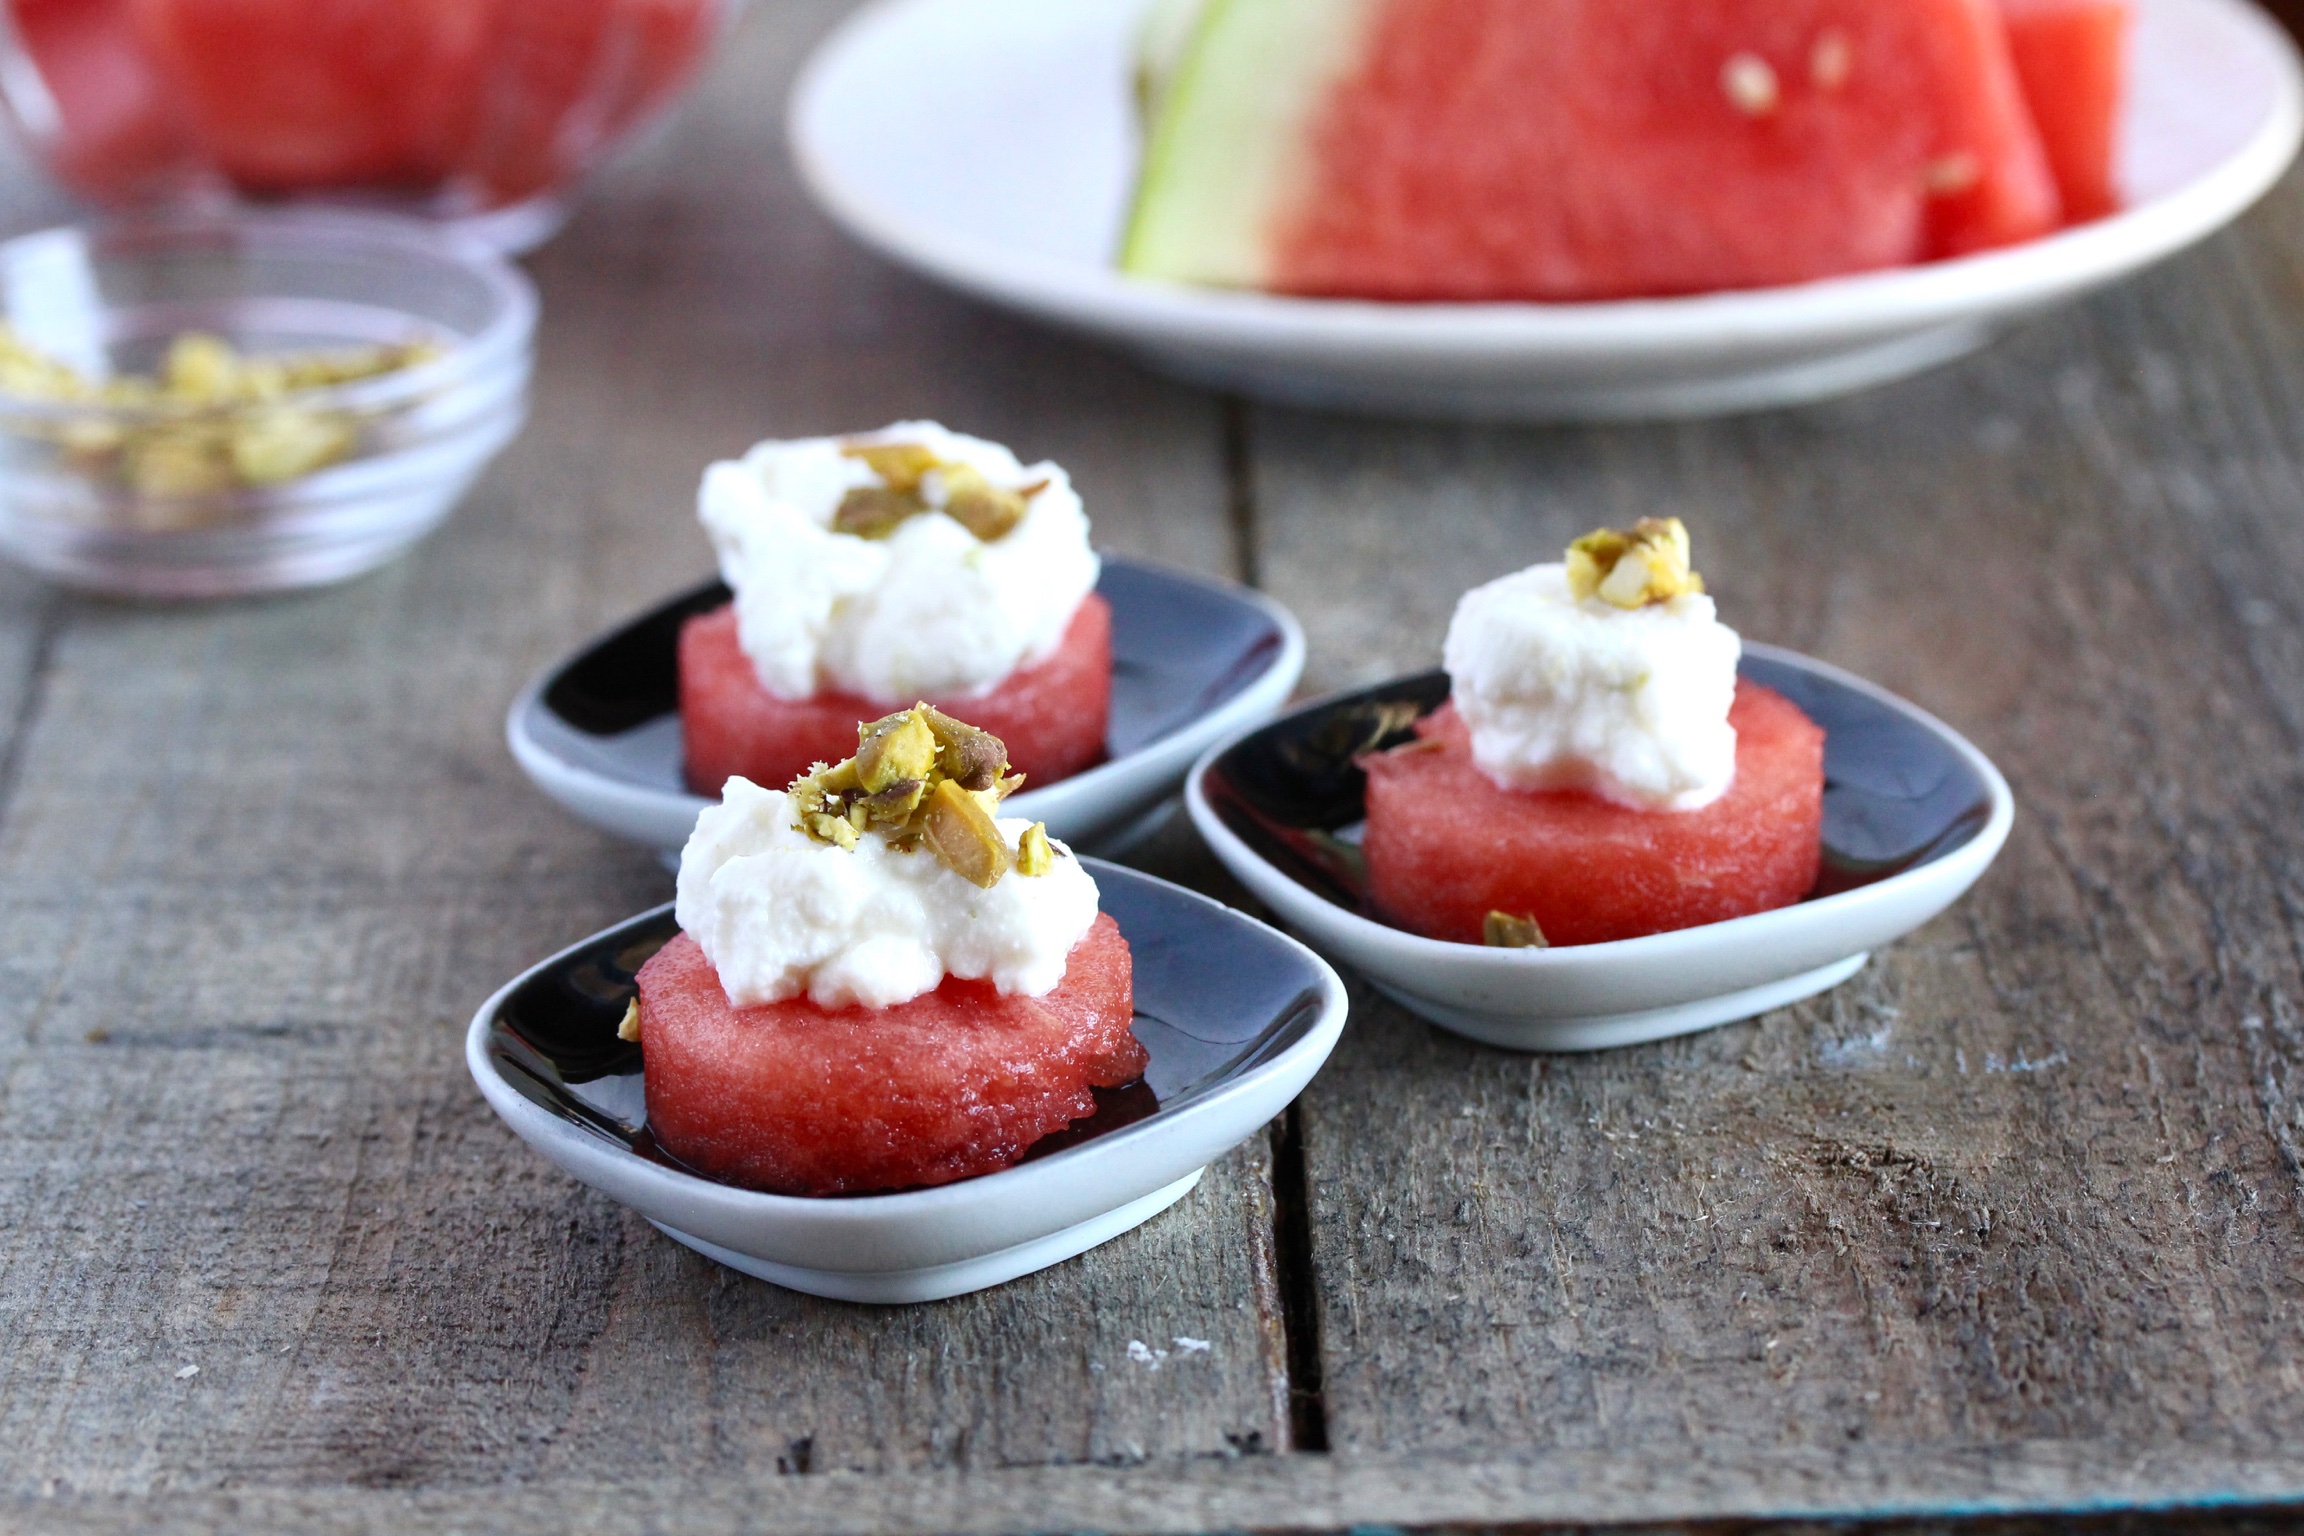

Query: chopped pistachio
[841,440,941,493]
[1483,911,1550,949]
[1015,822,1054,877]
[922,778,1010,888]
[856,709,938,791]
[164,333,241,400]
[918,704,1009,791]
[617,998,642,1043]
[787,703,1026,884]
[0,326,438,502]
[935,462,1027,542]
[126,427,234,499]
[1565,517,1705,609]
[832,483,926,539]
[230,406,357,486]
[832,441,1035,545]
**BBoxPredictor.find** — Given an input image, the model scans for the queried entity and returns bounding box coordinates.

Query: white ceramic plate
[790,0,2304,419]
[508,558,1305,856]
[467,860,1348,1302]
[1186,646,2015,1052]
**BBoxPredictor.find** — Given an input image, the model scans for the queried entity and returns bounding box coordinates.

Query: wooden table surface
[6,4,2304,1532]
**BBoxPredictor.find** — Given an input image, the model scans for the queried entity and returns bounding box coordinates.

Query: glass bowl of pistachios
[0,211,536,597]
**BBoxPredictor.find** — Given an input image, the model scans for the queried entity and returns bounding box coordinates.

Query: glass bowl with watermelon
[467,858,1348,1302]
[0,0,742,252]
[1187,647,2014,1053]
[790,0,2302,417]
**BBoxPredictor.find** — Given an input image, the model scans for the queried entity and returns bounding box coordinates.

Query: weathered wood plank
[0,0,1280,1501]
[1247,165,2304,1507]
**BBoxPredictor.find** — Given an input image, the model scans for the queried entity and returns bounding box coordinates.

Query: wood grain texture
[1249,163,2304,1507]
[0,0,1283,1506]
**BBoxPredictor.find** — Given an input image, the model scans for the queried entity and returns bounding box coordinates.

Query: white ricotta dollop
[674,777,1103,1010]
[1443,562,1741,811]
[697,421,1101,703]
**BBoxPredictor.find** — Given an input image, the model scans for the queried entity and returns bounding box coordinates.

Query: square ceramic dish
[508,557,1304,856]
[1186,645,2014,1052]
[466,859,1348,1302]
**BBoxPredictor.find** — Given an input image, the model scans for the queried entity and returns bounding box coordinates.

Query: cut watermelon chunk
[636,914,1143,1197]
[680,592,1111,796]
[1125,0,2061,300]
[1362,682,1825,947]
[1998,0,2130,221]
[126,0,489,190]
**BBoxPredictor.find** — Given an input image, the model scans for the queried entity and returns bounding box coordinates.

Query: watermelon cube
[1998,0,2131,221]
[680,592,1111,795]
[1362,682,1825,948]
[1125,0,2062,301]
[636,914,1144,1196]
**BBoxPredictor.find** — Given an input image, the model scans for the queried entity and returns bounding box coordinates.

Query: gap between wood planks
[1226,391,1332,1454]
[0,589,64,829]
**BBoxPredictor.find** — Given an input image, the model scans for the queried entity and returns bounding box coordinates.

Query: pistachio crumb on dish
[1483,911,1550,949]
[1565,516,1705,609]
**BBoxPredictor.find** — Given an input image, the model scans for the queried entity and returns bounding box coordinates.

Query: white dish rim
[789,0,2304,357]
[1185,641,2016,1004]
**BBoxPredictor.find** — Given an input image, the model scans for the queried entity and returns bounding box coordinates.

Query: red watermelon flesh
[461,0,727,204]
[680,593,1111,796]
[636,914,1143,1197]
[5,0,202,200]
[1998,0,2130,221]
[1276,0,2059,300]
[125,0,489,189]
[1362,683,1825,947]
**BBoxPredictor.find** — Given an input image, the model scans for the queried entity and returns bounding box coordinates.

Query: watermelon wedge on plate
[1124,0,2063,302]
[788,0,2303,418]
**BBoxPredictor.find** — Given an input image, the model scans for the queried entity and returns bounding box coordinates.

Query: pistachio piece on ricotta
[919,704,1011,791]
[1015,822,1054,877]
[856,708,937,792]
[832,483,925,539]
[923,778,1012,888]
[789,703,1029,883]
[1483,911,1550,949]
[840,440,941,492]
[935,462,1028,542]
[1565,517,1705,609]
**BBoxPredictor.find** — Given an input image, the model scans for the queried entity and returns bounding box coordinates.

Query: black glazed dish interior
[530,560,1289,786]
[482,860,1331,1197]
[1196,657,1996,927]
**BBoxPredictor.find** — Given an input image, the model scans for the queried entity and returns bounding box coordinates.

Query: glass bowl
[0,0,745,252]
[0,210,536,598]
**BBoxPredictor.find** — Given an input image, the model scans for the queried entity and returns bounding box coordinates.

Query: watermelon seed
[1720,53,1780,118]
[1810,31,1852,91]
[1923,153,1982,195]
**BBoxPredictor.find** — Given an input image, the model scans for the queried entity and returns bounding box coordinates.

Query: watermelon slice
[636,914,1143,1197]
[1998,0,2130,221]
[1362,683,1825,947]
[680,593,1111,796]
[125,0,490,190]
[1124,0,2062,300]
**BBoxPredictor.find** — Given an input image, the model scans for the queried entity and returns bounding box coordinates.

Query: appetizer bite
[1362,521,1824,947]
[682,422,1110,795]
[1124,0,2130,302]
[633,705,1145,1196]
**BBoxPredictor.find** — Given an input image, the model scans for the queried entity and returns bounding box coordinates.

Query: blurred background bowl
[0,0,746,252]
[0,209,537,598]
